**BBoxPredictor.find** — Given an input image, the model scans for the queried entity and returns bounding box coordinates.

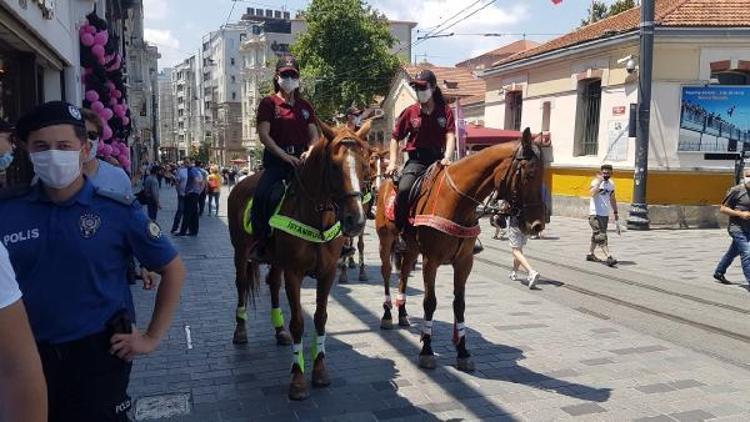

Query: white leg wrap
[422,320,433,336]
[292,342,304,367]
[384,294,392,308]
[456,322,466,339]
[316,335,326,356]
[396,292,406,306]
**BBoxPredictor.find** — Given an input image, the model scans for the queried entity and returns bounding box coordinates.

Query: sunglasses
[87,131,100,141]
[411,83,430,91]
[279,72,298,79]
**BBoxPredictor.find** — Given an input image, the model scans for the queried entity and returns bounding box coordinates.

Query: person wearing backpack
[207,166,222,216]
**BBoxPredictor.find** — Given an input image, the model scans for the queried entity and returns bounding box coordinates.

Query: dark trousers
[180,193,200,235]
[395,157,435,231]
[38,331,132,422]
[198,190,207,216]
[171,195,185,232]
[146,199,158,221]
[251,157,293,240]
[208,191,220,215]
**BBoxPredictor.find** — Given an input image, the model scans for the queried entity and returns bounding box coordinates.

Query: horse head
[506,127,546,235]
[318,120,372,237]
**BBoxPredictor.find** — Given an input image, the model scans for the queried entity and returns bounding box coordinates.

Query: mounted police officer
[250,54,319,256]
[0,101,186,422]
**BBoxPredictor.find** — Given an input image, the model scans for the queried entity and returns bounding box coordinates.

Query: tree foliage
[291,0,401,120]
[581,0,637,27]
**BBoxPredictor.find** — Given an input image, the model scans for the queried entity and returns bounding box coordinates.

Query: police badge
[79,213,101,239]
[437,117,447,128]
[147,221,162,240]
[68,105,82,121]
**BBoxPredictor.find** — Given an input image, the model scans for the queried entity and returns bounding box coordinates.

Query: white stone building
[173,55,199,160]
[157,68,175,161]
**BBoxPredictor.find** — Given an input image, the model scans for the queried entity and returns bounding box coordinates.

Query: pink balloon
[113,89,122,99]
[102,125,113,141]
[85,90,99,103]
[97,56,106,66]
[94,31,109,46]
[121,116,130,126]
[81,33,95,47]
[100,108,114,121]
[113,105,125,117]
[98,143,112,157]
[91,101,104,112]
[86,25,97,34]
[92,44,105,58]
[119,157,130,168]
[84,67,93,75]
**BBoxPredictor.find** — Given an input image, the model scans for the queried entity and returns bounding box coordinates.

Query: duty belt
[283,145,303,156]
[408,148,443,161]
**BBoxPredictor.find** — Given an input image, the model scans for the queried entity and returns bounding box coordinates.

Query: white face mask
[417,88,433,104]
[30,149,82,189]
[278,76,300,94]
[86,138,99,163]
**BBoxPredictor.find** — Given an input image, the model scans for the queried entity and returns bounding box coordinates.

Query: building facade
[481,0,750,227]
[157,68,176,161]
[173,55,198,160]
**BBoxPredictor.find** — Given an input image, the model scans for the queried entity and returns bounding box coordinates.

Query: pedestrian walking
[713,168,750,285]
[0,101,186,421]
[143,166,161,220]
[0,242,47,422]
[171,159,188,234]
[587,164,619,267]
[507,215,540,289]
[177,159,203,236]
[207,166,221,216]
[196,161,208,216]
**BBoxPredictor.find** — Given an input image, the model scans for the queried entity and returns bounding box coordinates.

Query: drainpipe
[627,0,655,230]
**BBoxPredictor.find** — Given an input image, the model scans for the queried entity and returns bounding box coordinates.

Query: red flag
[551,0,563,4]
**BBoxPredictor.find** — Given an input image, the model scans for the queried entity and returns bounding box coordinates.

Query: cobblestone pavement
[128,186,750,421]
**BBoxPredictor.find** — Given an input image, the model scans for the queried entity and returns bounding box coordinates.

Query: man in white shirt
[0,242,47,421]
[588,164,618,266]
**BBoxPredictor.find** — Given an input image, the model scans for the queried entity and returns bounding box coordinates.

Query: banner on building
[678,86,750,153]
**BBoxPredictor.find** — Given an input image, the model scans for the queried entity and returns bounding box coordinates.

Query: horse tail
[248,261,261,304]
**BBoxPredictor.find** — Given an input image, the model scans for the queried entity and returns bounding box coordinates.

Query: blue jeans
[715,230,750,282]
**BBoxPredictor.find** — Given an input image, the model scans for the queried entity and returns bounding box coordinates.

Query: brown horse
[375,128,545,370]
[337,148,389,283]
[227,122,371,400]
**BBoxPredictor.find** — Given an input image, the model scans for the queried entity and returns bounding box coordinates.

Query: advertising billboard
[678,86,750,153]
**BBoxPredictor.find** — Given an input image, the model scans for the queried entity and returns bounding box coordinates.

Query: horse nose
[342,212,365,236]
[530,221,544,234]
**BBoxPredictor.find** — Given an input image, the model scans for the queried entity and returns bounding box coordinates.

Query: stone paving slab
[127,187,750,421]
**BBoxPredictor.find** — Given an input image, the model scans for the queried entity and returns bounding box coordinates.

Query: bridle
[443,143,544,221]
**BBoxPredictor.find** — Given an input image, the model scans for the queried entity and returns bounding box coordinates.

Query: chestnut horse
[227,122,371,400]
[337,148,389,283]
[375,128,545,371]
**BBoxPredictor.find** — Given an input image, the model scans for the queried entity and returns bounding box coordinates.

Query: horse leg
[379,232,394,330]
[232,244,251,345]
[337,255,349,284]
[284,270,308,401]
[312,270,335,389]
[268,266,292,345]
[357,233,368,281]
[453,252,475,372]
[418,256,439,369]
[397,248,418,328]
[347,237,356,269]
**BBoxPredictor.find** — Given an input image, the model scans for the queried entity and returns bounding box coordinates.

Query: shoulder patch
[94,187,135,206]
[147,221,162,240]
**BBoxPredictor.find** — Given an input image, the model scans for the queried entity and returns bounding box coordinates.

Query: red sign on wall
[612,106,627,116]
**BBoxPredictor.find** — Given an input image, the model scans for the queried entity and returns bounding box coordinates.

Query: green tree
[189,142,210,163]
[581,0,637,27]
[609,0,636,16]
[291,0,401,120]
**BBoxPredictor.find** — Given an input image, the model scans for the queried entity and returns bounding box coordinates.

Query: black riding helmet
[410,69,437,90]
[276,55,299,77]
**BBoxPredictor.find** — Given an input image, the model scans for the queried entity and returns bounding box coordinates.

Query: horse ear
[318,120,337,142]
[355,119,372,140]
[521,127,532,154]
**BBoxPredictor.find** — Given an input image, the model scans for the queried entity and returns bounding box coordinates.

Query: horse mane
[295,136,331,201]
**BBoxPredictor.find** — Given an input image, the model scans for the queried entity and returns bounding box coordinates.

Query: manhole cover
[134,393,191,420]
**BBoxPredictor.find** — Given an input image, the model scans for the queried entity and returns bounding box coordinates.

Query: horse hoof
[380,318,394,330]
[275,330,293,346]
[338,277,348,284]
[348,260,356,269]
[232,328,248,345]
[456,357,475,372]
[288,381,309,401]
[398,316,411,327]
[418,354,437,370]
[358,272,368,281]
[312,359,331,388]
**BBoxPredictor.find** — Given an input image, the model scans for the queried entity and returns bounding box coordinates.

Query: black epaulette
[0,185,32,201]
[94,187,136,206]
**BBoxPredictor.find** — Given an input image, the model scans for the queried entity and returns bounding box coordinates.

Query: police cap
[16,101,85,142]
[276,55,299,76]
[410,69,437,89]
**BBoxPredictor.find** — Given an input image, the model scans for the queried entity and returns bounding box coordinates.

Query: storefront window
[0,39,38,123]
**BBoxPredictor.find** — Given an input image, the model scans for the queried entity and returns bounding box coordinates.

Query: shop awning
[465,126,521,146]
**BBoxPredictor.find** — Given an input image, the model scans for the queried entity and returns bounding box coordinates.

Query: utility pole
[627,0,655,230]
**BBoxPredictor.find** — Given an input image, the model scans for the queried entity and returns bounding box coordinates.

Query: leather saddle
[388,163,440,223]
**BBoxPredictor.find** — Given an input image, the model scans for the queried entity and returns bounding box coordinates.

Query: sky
[143,0,613,71]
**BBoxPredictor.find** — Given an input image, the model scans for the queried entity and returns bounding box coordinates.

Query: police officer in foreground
[0,101,186,421]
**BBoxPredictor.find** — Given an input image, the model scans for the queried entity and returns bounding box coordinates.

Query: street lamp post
[627,0,655,230]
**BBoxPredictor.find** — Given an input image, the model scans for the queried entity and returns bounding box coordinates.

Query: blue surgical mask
[0,151,13,171]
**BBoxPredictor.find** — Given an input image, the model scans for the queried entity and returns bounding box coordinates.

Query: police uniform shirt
[392,103,455,152]
[0,179,177,344]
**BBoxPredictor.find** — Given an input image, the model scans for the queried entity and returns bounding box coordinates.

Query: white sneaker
[509,271,518,281]
[527,271,540,289]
